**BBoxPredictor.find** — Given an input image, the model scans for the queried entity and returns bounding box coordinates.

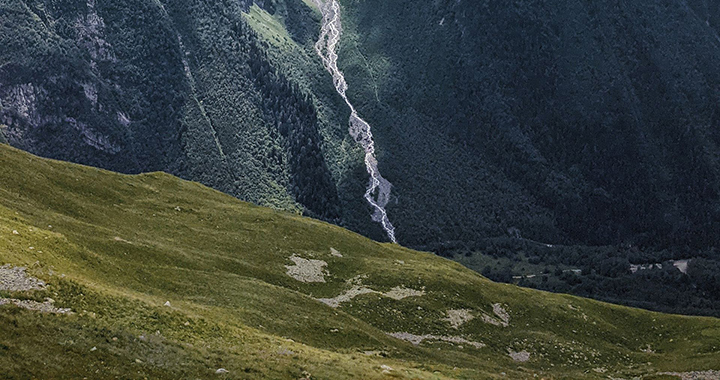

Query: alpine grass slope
[0,144,719,379]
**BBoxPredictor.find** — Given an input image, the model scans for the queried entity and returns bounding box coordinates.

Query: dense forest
[1,0,719,316]
[334,0,720,250]
[446,237,720,317]
[0,0,342,220]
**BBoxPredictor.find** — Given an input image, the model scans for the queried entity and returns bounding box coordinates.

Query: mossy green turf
[0,144,718,379]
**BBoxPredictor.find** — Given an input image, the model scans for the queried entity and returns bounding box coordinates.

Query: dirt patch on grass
[442,309,475,329]
[285,255,328,283]
[387,332,485,349]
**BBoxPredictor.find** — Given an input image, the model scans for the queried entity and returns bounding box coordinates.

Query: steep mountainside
[0,0,344,221]
[333,0,720,250]
[1,144,719,379]
[3,0,720,316]
[4,0,720,250]
[251,0,720,317]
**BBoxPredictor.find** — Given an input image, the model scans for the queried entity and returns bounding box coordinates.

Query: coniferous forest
[2,0,720,318]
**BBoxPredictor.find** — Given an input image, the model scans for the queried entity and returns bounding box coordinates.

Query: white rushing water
[313,0,397,243]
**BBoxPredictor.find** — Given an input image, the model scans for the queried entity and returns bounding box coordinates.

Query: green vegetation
[333,0,720,251]
[1,145,719,379]
[3,0,720,324]
[237,0,720,319]
[452,237,720,318]
[0,0,343,221]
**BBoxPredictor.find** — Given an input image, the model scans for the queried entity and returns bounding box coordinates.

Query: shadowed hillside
[334,0,720,250]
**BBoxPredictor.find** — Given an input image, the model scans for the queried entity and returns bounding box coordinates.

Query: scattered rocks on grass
[443,309,475,329]
[384,286,425,300]
[0,297,72,314]
[0,265,46,291]
[388,332,485,348]
[317,277,425,307]
[285,255,327,283]
[277,348,295,356]
[508,350,531,362]
[482,303,510,327]
[0,265,72,314]
[363,350,384,356]
[318,285,376,308]
[493,303,510,324]
[657,371,720,380]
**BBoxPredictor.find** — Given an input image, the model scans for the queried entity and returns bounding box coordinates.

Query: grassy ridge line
[0,144,719,379]
[0,146,462,378]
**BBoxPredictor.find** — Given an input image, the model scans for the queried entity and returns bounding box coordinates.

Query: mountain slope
[1,144,719,379]
[4,0,720,321]
[329,0,720,249]
[0,0,344,221]
[5,0,720,250]
[244,0,720,317]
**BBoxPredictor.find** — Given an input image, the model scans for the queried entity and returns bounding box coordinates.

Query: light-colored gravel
[387,332,485,349]
[658,371,720,380]
[383,286,425,300]
[0,297,72,314]
[493,303,510,325]
[508,350,531,362]
[0,265,72,314]
[443,309,475,329]
[0,265,46,292]
[480,303,511,327]
[317,277,425,307]
[285,255,327,283]
[318,285,377,308]
[330,248,343,258]
[481,313,504,326]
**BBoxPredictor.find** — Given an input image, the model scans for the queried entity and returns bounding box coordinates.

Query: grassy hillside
[1,144,719,379]
[236,0,720,321]
[4,0,720,334]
